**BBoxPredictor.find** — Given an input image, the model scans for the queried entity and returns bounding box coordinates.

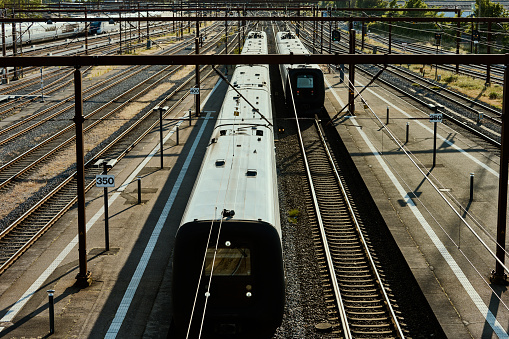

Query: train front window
[296,75,314,89]
[205,247,251,276]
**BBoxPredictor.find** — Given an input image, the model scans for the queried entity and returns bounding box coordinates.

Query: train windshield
[296,75,314,89]
[205,247,251,276]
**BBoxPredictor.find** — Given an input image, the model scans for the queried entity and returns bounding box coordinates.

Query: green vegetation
[288,209,300,224]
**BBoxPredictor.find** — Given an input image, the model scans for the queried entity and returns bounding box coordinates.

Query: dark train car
[172,31,284,339]
[276,31,325,116]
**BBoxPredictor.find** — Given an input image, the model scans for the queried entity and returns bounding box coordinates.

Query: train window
[205,248,251,276]
[296,75,314,89]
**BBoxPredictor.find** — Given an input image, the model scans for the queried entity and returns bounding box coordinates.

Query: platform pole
[103,162,109,252]
[470,173,474,201]
[74,66,91,288]
[492,65,509,284]
[433,121,437,168]
[47,290,55,334]
[137,177,142,204]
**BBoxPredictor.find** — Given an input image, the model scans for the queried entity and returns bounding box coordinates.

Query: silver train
[2,20,86,48]
[276,31,325,116]
[172,31,284,338]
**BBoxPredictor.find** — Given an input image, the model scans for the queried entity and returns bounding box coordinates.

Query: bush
[489,91,500,100]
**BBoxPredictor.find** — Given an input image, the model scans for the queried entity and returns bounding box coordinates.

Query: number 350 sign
[96,174,115,187]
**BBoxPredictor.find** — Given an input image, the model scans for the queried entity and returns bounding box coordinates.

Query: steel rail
[0,25,226,190]
[0,26,216,143]
[315,119,405,338]
[288,84,352,338]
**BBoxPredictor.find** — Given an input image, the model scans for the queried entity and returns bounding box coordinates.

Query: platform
[324,67,509,338]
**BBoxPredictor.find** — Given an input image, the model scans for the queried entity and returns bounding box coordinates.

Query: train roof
[242,31,268,55]
[181,31,278,228]
[276,31,311,55]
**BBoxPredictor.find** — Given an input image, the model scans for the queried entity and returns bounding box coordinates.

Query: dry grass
[407,64,503,108]
[0,181,44,220]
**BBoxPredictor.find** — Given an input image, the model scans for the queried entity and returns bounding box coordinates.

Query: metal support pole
[147,10,150,41]
[159,108,164,169]
[388,19,392,54]
[386,106,389,125]
[329,8,332,54]
[196,20,201,117]
[189,109,192,126]
[40,68,44,102]
[137,177,142,204]
[456,8,460,74]
[361,21,365,50]
[85,10,88,55]
[176,126,179,145]
[238,15,241,53]
[406,122,409,143]
[225,15,228,54]
[486,21,491,85]
[47,289,55,334]
[1,10,6,83]
[433,121,437,168]
[103,162,109,252]
[492,65,509,284]
[312,7,316,54]
[320,11,323,54]
[119,11,122,54]
[74,67,91,288]
[470,173,474,201]
[12,9,18,81]
[348,29,355,115]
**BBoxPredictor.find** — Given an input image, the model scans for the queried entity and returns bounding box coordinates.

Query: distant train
[89,20,119,35]
[89,11,164,35]
[172,31,284,338]
[2,11,166,48]
[276,31,325,116]
[2,20,86,48]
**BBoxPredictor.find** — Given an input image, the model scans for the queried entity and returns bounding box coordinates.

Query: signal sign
[96,175,115,187]
[332,30,340,42]
[429,113,443,123]
[434,33,442,46]
[472,30,480,43]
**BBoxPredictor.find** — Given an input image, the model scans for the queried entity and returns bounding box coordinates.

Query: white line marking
[325,77,508,338]
[105,112,211,338]
[0,79,221,334]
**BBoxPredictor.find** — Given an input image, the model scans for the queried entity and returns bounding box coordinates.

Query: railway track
[0,22,248,275]
[0,23,209,119]
[0,61,217,275]
[292,22,504,149]
[297,116,405,338]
